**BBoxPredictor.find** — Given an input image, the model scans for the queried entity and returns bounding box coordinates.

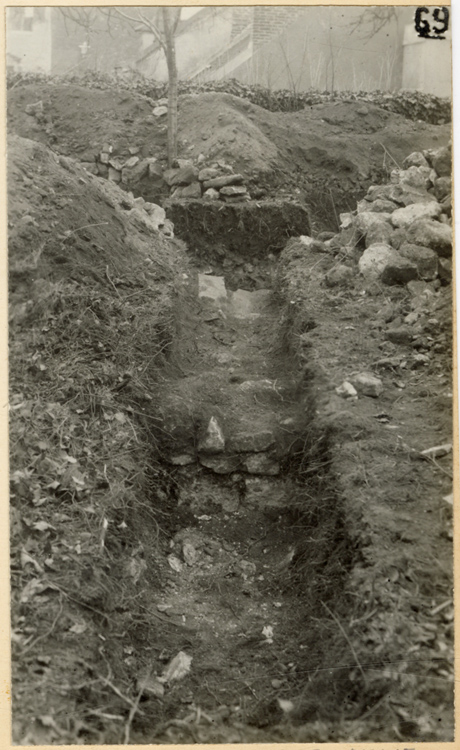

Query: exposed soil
[7,84,451,230]
[7,80,454,744]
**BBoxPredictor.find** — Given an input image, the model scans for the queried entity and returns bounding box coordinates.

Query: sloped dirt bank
[8,111,454,743]
[274,236,454,740]
[8,81,451,230]
[164,199,310,289]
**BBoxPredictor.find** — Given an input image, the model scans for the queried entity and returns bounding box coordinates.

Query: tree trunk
[162,8,178,168]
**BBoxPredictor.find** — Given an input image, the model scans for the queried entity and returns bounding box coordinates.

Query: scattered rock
[242,453,280,476]
[230,430,275,453]
[299,236,327,252]
[198,417,226,455]
[350,372,383,398]
[380,254,418,285]
[198,274,227,305]
[108,167,121,183]
[203,188,220,201]
[336,381,358,399]
[432,145,451,177]
[153,105,168,117]
[391,201,442,228]
[121,159,150,184]
[438,257,452,284]
[433,176,451,201]
[172,182,202,199]
[386,327,413,345]
[203,174,244,189]
[365,221,393,247]
[358,243,398,281]
[398,165,432,192]
[399,243,438,280]
[198,168,220,181]
[403,151,430,169]
[405,219,452,257]
[366,183,435,206]
[358,198,398,214]
[166,165,199,187]
[219,185,248,196]
[199,455,240,474]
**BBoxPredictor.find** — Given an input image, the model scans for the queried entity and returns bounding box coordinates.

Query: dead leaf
[159,651,192,683]
[20,578,45,603]
[69,621,88,635]
[33,521,55,532]
[183,542,198,566]
[277,698,294,713]
[137,672,165,698]
[167,554,183,573]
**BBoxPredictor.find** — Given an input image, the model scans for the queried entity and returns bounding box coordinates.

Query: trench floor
[140,272,328,741]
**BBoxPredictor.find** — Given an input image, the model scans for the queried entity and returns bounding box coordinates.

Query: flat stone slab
[198,274,228,305]
[242,453,280,476]
[229,430,275,453]
[228,288,271,319]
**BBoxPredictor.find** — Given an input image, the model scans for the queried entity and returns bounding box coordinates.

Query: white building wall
[402,24,451,97]
[6,7,52,73]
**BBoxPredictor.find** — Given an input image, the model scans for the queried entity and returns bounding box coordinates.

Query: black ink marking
[415,6,449,39]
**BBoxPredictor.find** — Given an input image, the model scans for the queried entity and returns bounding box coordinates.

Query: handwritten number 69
[415,6,449,38]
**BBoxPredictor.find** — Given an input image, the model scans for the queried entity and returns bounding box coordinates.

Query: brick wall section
[231,7,254,40]
[252,6,302,48]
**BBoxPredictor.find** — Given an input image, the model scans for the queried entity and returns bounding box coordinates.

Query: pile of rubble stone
[82,146,251,204]
[306,142,452,289]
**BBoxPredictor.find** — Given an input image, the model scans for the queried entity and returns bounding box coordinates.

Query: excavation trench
[136,204,355,740]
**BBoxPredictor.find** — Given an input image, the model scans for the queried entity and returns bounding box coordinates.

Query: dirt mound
[9,71,452,123]
[8,83,451,231]
[8,135,190,744]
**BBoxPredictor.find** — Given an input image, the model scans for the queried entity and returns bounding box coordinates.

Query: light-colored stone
[199,455,240,474]
[203,174,244,189]
[336,381,358,399]
[350,372,383,398]
[398,165,432,192]
[433,176,451,201]
[432,145,451,177]
[198,274,227,305]
[242,453,280,476]
[391,201,442,228]
[356,211,391,237]
[144,202,166,227]
[230,430,275,453]
[365,222,393,247]
[203,188,220,201]
[366,183,435,206]
[358,243,396,281]
[153,105,168,117]
[198,417,225,455]
[405,219,452,257]
[219,185,248,196]
[357,198,398,214]
[171,182,202,199]
[403,152,430,169]
[198,168,220,182]
[339,213,354,230]
[228,288,271,319]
